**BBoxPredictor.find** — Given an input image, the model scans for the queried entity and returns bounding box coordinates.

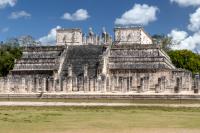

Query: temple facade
[0,27,199,94]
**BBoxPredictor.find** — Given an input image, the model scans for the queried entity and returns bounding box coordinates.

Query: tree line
[0,44,22,76]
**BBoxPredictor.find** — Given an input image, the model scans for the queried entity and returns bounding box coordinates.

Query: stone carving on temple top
[56,29,82,45]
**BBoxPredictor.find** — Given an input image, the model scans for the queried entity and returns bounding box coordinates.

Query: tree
[0,44,22,77]
[5,35,40,47]
[152,34,200,74]
[168,50,200,74]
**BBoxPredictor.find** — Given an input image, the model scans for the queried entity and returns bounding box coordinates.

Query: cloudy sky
[0,0,200,51]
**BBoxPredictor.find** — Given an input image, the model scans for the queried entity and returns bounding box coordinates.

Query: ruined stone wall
[0,69,197,94]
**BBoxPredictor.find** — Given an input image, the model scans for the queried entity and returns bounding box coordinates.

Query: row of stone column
[0,76,106,93]
[106,75,150,93]
[0,75,196,94]
[106,75,182,93]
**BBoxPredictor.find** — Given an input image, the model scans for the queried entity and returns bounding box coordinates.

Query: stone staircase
[56,45,69,80]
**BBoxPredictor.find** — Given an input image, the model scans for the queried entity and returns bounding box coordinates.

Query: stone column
[161,77,166,92]
[188,74,192,91]
[58,77,62,92]
[74,77,78,91]
[53,79,57,92]
[107,76,111,92]
[68,77,73,92]
[5,78,10,93]
[155,78,161,93]
[137,78,144,93]
[96,79,99,92]
[21,78,26,93]
[132,73,137,91]
[141,78,145,92]
[36,78,40,93]
[116,73,119,88]
[83,64,89,92]
[122,78,128,93]
[84,64,88,78]
[48,78,53,92]
[2,79,5,93]
[62,79,67,92]
[67,64,73,92]
[28,79,32,93]
[0,79,2,93]
[102,77,107,93]
[42,78,47,92]
[154,84,159,93]
[110,76,115,92]
[94,79,98,92]
[174,77,180,93]
[90,79,94,92]
[84,77,89,92]
[194,74,200,93]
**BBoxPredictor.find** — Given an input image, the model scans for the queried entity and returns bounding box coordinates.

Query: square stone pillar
[48,78,53,92]
[140,78,145,92]
[90,79,94,92]
[96,79,99,92]
[194,74,200,93]
[53,79,58,92]
[104,77,109,93]
[155,78,161,93]
[2,79,6,93]
[84,77,89,92]
[28,79,32,93]
[58,77,63,92]
[122,78,128,93]
[174,77,181,93]
[155,84,160,93]
[5,78,10,93]
[110,76,115,92]
[21,78,26,93]
[3,78,10,93]
[36,78,40,93]
[42,78,47,92]
[68,77,73,92]
[74,77,78,91]
[0,79,2,93]
[62,79,67,92]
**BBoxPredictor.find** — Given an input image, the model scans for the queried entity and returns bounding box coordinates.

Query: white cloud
[0,0,16,9]
[170,0,200,7]
[38,26,61,44]
[61,9,90,21]
[9,11,31,19]
[188,7,200,32]
[115,4,159,26]
[168,29,188,43]
[168,29,200,52]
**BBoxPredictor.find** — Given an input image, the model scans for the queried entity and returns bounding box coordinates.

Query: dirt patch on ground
[43,128,200,133]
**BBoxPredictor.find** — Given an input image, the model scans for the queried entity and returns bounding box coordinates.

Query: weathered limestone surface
[0,27,199,95]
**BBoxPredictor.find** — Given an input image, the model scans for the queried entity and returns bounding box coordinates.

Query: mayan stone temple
[0,26,199,96]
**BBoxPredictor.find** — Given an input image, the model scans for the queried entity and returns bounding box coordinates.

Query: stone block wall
[0,69,197,94]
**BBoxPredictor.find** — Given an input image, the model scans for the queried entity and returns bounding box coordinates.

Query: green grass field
[0,106,200,133]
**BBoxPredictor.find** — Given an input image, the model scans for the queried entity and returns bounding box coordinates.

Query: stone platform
[0,93,200,100]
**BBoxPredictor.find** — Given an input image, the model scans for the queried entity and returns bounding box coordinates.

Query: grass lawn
[0,106,200,133]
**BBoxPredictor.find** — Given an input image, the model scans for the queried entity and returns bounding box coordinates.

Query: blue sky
[0,0,200,51]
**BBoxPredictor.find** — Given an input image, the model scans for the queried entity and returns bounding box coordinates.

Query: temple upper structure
[56,27,112,45]
[0,26,199,95]
[56,28,83,45]
[114,27,153,45]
